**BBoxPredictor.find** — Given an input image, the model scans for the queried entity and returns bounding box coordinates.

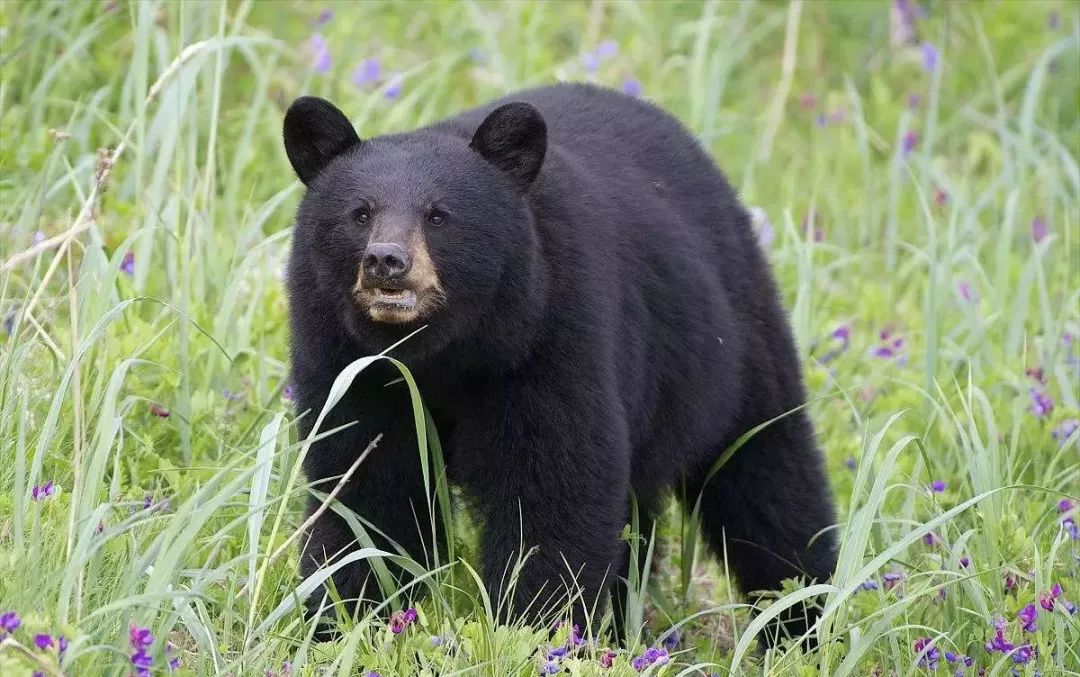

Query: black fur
[283,83,838,646]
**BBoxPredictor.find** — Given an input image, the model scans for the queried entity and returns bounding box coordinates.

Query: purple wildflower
[384,73,403,100]
[1052,419,1079,447]
[120,251,135,276]
[662,629,679,649]
[1005,572,1018,592]
[860,579,879,591]
[1031,216,1048,242]
[907,93,922,109]
[1017,603,1037,633]
[33,230,46,244]
[1026,366,1046,383]
[920,42,939,71]
[934,186,948,206]
[389,608,416,634]
[580,52,599,73]
[131,648,153,676]
[548,646,569,660]
[59,635,68,656]
[1062,600,1077,615]
[595,40,618,60]
[1029,388,1053,417]
[944,651,959,663]
[3,312,13,336]
[315,8,333,26]
[130,625,153,650]
[1064,517,1079,540]
[923,532,939,547]
[845,457,857,471]
[599,648,617,668]
[282,384,295,402]
[0,611,20,636]
[930,480,946,493]
[631,656,648,671]
[540,660,559,675]
[985,623,1015,654]
[150,404,170,418]
[1061,499,1075,513]
[914,637,940,670]
[34,633,54,650]
[309,34,331,73]
[31,480,57,501]
[1012,644,1035,664]
[1048,11,1060,30]
[901,130,919,156]
[815,114,826,128]
[958,281,976,303]
[352,58,381,88]
[959,556,970,568]
[569,624,584,646]
[828,109,848,125]
[799,92,817,109]
[883,571,904,591]
[621,78,642,98]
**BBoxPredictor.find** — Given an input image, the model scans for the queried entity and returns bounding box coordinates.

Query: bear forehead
[327,137,488,201]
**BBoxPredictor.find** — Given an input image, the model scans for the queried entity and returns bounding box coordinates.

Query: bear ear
[283,96,362,185]
[469,102,547,192]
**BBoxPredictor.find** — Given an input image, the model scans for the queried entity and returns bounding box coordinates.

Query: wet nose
[362,242,411,281]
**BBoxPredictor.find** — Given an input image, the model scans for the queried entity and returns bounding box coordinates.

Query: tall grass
[1,1,1078,675]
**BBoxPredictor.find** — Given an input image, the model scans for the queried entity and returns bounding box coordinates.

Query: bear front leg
[294,369,444,627]
[456,390,631,632]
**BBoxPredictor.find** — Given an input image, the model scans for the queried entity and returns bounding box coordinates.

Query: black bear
[283,83,837,646]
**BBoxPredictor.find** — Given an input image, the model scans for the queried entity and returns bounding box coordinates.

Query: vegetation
[0,0,1077,674]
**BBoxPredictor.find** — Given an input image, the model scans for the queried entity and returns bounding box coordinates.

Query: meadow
[1,0,1078,674]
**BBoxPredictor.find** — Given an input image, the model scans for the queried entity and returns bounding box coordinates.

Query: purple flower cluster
[913,636,940,670]
[265,661,293,677]
[871,327,906,363]
[630,646,669,671]
[883,571,904,591]
[1031,216,1048,243]
[943,650,973,668]
[1059,499,1079,540]
[581,40,618,73]
[389,607,417,634]
[1029,388,1053,417]
[1017,603,1037,633]
[31,480,58,501]
[130,625,154,676]
[820,324,851,364]
[0,610,20,637]
[901,130,919,156]
[539,623,588,673]
[309,34,331,73]
[1053,419,1079,447]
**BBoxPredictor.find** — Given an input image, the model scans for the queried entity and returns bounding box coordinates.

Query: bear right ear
[283,96,362,185]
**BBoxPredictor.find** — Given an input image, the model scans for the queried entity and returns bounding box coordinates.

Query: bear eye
[353,207,371,225]
[428,210,446,226]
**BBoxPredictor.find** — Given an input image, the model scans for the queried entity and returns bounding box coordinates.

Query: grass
[1,0,1078,674]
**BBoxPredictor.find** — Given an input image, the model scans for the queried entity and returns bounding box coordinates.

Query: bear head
[283,96,547,354]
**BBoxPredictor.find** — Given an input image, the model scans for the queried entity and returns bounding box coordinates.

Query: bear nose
[362,242,411,281]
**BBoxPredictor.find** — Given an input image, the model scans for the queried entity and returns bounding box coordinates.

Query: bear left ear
[469,103,547,192]
[283,96,362,185]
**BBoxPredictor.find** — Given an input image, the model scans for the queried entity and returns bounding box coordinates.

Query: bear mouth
[369,287,418,311]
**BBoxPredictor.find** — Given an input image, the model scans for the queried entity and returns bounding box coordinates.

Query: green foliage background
[0,0,1078,674]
